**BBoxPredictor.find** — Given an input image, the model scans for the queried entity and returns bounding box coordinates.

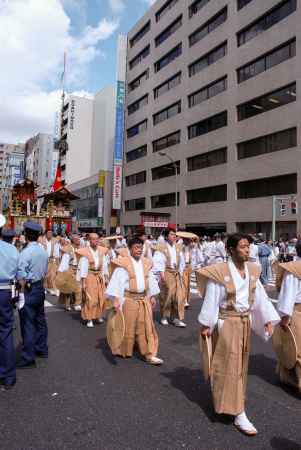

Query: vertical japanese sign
[112,34,127,210]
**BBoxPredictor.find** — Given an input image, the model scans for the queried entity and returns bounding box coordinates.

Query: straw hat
[106,308,125,352]
[176,231,198,239]
[105,236,120,241]
[55,271,79,294]
[272,324,297,370]
[199,334,212,381]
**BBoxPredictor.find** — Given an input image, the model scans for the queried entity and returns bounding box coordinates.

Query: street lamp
[159,151,178,231]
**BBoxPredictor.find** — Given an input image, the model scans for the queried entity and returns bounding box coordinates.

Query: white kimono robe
[198,261,280,340]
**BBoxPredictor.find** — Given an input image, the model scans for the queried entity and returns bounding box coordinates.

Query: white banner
[112,165,122,210]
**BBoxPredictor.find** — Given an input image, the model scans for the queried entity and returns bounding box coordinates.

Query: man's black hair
[226,233,251,252]
[25,229,40,242]
[128,237,143,248]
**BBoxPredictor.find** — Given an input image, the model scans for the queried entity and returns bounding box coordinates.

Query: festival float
[6,166,79,235]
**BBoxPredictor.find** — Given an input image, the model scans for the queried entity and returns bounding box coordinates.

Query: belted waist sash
[219,309,250,320]
[124,290,147,301]
[166,267,179,274]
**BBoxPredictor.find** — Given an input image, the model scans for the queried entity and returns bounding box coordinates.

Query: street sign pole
[272,195,276,243]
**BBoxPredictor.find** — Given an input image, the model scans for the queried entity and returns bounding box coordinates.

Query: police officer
[0,216,19,390]
[2,228,16,245]
[17,222,48,369]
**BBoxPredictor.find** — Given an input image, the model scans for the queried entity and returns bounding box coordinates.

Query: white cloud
[142,0,156,6]
[0,0,118,143]
[108,0,126,13]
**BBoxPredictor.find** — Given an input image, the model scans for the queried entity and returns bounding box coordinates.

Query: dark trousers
[19,282,48,363]
[0,290,16,385]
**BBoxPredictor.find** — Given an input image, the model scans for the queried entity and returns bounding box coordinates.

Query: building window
[187,147,227,171]
[155,15,182,47]
[129,45,150,70]
[128,70,149,92]
[152,161,180,180]
[128,94,148,115]
[125,171,146,187]
[237,39,296,83]
[153,130,181,152]
[237,82,296,121]
[154,43,182,73]
[187,184,227,204]
[156,0,178,22]
[237,0,297,47]
[237,0,254,10]
[188,76,227,108]
[151,192,179,208]
[127,119,148,138]
[237,174,297,199]
[126,145,147,163]
[189,42,227,77]
[125,197,146,211]
[188,111,227,140]
[154,72,181,99]
[153,101,181,126]
[189,0,211,18]
[130,21,151,48]
[237,128,297,160]
[189,7,227,47]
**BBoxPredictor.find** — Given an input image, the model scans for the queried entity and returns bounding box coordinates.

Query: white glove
[17,292,25,311]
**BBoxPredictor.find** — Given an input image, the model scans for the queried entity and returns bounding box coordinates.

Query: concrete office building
[61,88,116,233]
[122,0,300,237]
[0,143,25,210]
[24,133,55,194]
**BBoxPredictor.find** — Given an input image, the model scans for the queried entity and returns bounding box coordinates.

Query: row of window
[153,101,181,126]
[128,0,296,81]
[127,82,297,138]
[128,94,148,116]
[237,0,296,47]
[155,15,182,47]
[189,7,227,47]
[237,38,296,84]
[126,127,297,168]
[124,173,297,210]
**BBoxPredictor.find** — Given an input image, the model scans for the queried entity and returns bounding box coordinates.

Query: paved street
[1,294,301,450]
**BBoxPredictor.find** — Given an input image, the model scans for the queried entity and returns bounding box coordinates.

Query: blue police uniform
[0,239,19,386]
[17,222,48,366]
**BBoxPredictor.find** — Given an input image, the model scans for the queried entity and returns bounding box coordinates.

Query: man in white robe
[106,237,163,365]
[197,233,279,436]
[152,228,186,327]
[276,240,301,390]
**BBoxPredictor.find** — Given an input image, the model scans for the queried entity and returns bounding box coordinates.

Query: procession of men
[1,219,301,441]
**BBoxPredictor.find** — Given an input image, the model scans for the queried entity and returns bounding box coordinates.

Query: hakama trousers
[81,271,105,321]
[211,313,251,415]
[182,265,192,303]
[159,270,185,321]
[44,258,58,290]
[114,293,159,359]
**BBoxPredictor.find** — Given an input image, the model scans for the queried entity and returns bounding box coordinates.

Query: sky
[0,0,156,144]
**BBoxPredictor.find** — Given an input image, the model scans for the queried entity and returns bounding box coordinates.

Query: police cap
[24,221,43,234]
[2,229,16,238]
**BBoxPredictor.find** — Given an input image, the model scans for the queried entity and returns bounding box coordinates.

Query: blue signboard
[113,80,125,165]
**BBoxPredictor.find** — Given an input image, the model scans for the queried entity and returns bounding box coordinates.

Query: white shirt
[249,243,260,264]
[106,257,160,307]
[198,261,280,340]
[78,248,108,280]
[58,253,70,272]
[277,260,301,317]
[152,242,185,275]
[45,240,60,259]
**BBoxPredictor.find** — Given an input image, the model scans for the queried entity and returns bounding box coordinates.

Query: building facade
[24,133,55,194]
[0,143,25,210]
[60,88,116,233]
[122,0,300,237]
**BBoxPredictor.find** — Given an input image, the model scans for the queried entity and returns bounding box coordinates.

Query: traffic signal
[280,203,286,216]
[291,201,297,215]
